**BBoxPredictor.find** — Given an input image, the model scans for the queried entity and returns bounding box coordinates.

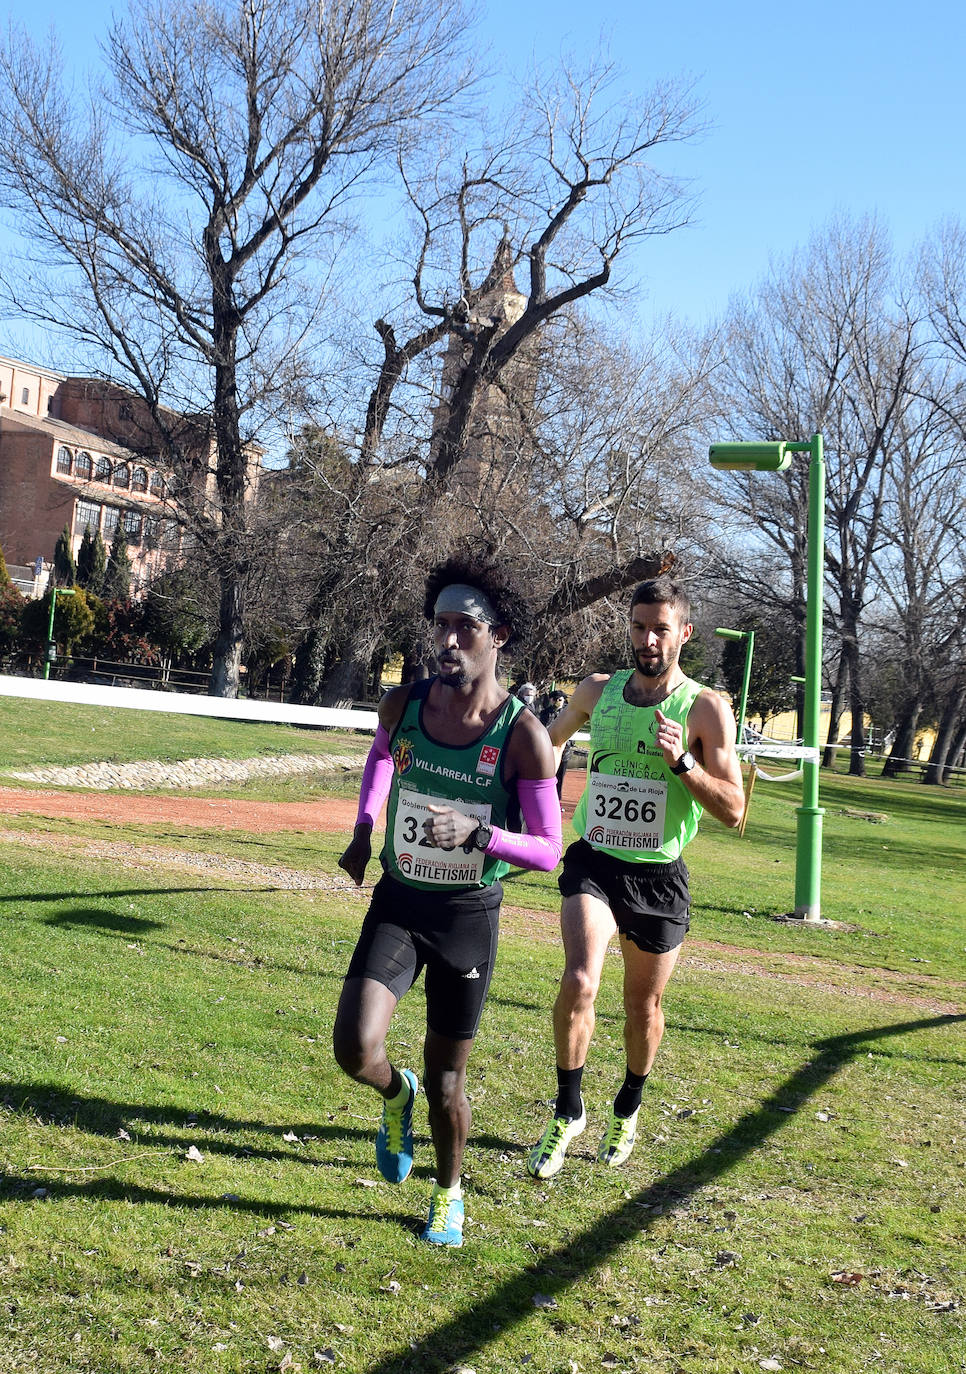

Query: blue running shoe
[420,1186,464,1247]
[375,1068,417,1183]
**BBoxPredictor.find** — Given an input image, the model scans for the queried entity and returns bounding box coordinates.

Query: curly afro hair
[422,554,534,650]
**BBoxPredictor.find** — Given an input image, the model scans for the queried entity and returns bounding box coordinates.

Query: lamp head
[709,442,791,472]
[715,627,745,641]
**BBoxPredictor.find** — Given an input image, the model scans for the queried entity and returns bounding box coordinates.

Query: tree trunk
[208,571,244,698]
[943,712,966,780]
[319,653,368,709]
[822,646,848,769]
[401,649,430,683]
[292,606,337,706]
[844,636,867,777]
[882,698,923,777]
[923,685,966,785]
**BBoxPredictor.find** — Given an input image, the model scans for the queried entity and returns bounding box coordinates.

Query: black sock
[554,1066,584,1121]
[614,1069,648,1118]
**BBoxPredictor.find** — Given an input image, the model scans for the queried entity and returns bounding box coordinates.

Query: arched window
[94,457,112,483]
[75,451,93,479]
[56,446,73,475]
[74,500,100,535]
[131,466,149,492]
[149,471,164,496]
[114,463,130,489]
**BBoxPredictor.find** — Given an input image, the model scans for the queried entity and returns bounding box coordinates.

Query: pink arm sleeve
[485,777,562,872]
[355,724,395,827]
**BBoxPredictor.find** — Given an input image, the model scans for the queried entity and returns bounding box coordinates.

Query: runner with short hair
[334,556,562,1246]
[527,575,744,1178]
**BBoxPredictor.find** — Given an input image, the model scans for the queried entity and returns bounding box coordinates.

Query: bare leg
[618,938,682,1077]
[332,976,400,1098]
[422,1030,474,1188]
[552,892,619,1070]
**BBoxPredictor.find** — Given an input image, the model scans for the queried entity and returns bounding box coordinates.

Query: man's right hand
[338,825,372,886]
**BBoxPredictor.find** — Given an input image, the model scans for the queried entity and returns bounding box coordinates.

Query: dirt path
[1,773,962,1015]
[0,771,584,833]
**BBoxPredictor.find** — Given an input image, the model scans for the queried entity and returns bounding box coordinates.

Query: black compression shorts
[558,837,691,954]
[343,872,502,1040]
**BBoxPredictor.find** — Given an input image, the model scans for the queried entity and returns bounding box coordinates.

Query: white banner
[0,673,379,732]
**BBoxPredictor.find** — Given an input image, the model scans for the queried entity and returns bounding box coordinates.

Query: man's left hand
[424,804,478,851]
[654,708,686,768]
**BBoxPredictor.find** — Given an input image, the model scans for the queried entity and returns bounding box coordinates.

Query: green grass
[0,700,964,1371]
[0,695,373,775]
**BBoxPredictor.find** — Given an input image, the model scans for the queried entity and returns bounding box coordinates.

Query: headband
[434,583,502,626]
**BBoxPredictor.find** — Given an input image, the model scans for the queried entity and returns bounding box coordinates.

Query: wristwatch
[671,750,696,775]
[469,820,493,852]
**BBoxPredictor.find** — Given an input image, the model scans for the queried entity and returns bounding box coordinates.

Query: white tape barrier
[0,673,380,732]
[738,743,820,763]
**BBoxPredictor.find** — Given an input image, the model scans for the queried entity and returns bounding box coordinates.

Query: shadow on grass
[0,1170,374,1223]
[44,907,163,934]
[0,885,257,902]
[3,1016,963,1371]
[0,1079,384,1166]
[366,1011,965,1374]
[5,895,349,979]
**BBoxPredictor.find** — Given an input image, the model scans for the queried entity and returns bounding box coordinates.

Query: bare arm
[547,674,609,768]
[654,690,745,828]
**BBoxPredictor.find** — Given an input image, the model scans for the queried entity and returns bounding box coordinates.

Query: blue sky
[3,0,965,348]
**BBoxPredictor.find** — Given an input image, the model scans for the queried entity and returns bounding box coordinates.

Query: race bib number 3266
[586,775,667,853]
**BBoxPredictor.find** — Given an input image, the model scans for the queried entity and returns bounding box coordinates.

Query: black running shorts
[343,873,502,1040]
[558,838,690,954]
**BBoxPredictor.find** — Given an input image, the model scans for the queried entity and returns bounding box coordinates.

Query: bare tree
[0,0,473,695]
[867,388,966,777]
[706,217,928,774]
[286,65,705,702]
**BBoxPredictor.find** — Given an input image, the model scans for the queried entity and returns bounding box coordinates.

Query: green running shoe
[420,1186,465,1247]
[375,1069,417,1183]
[597,1106,639,1167]
[526,1103,586,1178]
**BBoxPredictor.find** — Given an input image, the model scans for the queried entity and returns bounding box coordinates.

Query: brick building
[0,353,262,596]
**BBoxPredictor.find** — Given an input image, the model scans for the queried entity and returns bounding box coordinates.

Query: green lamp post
[715,626,755,745]
[709,435,826,923]
[44,585,76,681]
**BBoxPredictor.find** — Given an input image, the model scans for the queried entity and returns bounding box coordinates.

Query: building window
[114,463,130,489]
[131,466,148,492]
[143,514,161,546]
[76,451,93,479]
[102,507,120,538]
[20,387,29,405]
[122,510,142,543]
[56,446,73,475]
[119,401,134,421]
[94,457,112,483]
[74,500,101,534]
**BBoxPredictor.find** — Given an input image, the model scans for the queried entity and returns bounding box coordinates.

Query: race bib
[585,774,667,853]
[392,788,492,886]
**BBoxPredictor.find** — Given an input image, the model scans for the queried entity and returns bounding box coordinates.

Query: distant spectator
[539,691,573,798]
[515,682,538,711]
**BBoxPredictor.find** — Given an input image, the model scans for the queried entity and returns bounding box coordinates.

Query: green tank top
[383,678,525,891]
[573,671,706,863]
